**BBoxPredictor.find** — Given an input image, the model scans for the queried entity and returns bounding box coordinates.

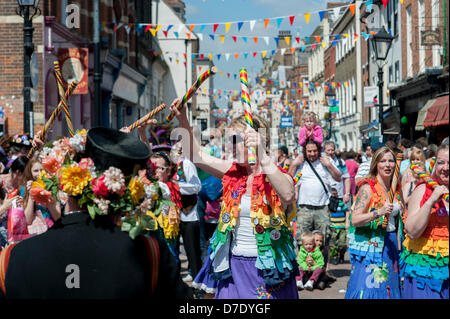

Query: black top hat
[85,127,151,176]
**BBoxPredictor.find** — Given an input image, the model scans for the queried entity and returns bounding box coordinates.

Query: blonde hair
[300,111,319,127]
[230,113,270,148]
[301,232,314,244]
[410,149,426,167]
[367,146,395,180]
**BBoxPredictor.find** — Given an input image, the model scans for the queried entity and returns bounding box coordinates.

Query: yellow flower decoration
[60,164,92,196]
[128,177,144,205]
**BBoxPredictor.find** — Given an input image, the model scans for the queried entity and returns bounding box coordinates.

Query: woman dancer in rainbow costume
[169,99,298,299]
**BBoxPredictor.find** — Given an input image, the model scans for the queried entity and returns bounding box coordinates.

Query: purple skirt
[215,255,298,299]
[192,255,218,294]
[403,277,449,299]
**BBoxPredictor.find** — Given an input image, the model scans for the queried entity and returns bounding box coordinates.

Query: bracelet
[372,209,380,219]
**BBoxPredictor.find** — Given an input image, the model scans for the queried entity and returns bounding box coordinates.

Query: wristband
[372,209,380,219]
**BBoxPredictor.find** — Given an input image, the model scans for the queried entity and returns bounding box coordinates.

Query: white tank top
[231,195,258,257]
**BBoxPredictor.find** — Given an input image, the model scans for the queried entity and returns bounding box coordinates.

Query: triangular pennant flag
[319,11,326,21]
[220,71,223,76]
[322,42,326,48]
[208,54,212,61]
[353,33,359,42]
[234,53,239,60]
[344,33,349,38]
[271,49,275,55]
[237,22,244,31]
[305,36,310,44]
[274,37,279,46]
[199,25,206,32]
[186,33,191,40]
[262,51,267,58]
[304,13,311,24]
[167,25,173,32]
[200,54,204,60]
[289,16,295,26]
[227,73,230,78]
[232,36,237,42]
[225,22,231,33]
[191,54,195,61]
[225,53,230,61]
[362,32,370,41]
[249,20,256,31]
[244,52,248,59]
[217,54,221,60]
[220,35,225,43]
[276,17,283,28]
[149,28,157,36]
[163,30,168,37]
[301,46,306,52]
[382,0,388,8]
[290,47,296,54]
[209,34,215,41]
[242,37,247,43]
[285,37,290,46]
[264,19,270,29]
[295,37,300,44]
[174,32,179,38]
[315,36,321,43]
[312,44,317,50]
[281,48,286,55]
[183,53,187,59]
[253,37,259,45]
[189,24,196,32]
[213,24,219,32]
[145,24,152,33]
[263,37,269,46]
[253,52,258,58]
[332,40,336,46]
[349,4,356,16]
[334,34,340,40]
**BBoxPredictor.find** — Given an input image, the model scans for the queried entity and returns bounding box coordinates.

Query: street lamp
[16,0,40,137]
[325,89,336,140]
[370,28,394,143]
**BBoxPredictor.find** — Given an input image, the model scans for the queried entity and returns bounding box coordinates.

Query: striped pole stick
[382,153,403,228]
[411,164,449,202]
[126,104,167,131]
[239,68,256,165]
[429,157,436,173]
[166,66,218,122]
[294,172,302,184]
[27,80,78,159]
[53,61,75,137]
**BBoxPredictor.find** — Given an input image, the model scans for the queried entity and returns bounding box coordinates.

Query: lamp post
[325,89,336,140]
[16,0,40,137]
[370,28,394,143]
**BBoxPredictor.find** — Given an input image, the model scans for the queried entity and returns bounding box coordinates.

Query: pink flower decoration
[92,175,109,197]
[30,187,53,206]
[42,156,62,175]
[78,158,94,170]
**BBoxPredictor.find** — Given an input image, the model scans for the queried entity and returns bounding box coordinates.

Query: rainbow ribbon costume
[207,163,298,287]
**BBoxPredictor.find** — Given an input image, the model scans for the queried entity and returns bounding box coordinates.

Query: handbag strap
[0,243,17,295]
[138,235,160,295]
[306,159,329,196]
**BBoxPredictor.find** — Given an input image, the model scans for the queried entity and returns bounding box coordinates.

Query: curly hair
[300,111,319,127]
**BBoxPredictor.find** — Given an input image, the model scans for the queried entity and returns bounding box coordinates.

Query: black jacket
[1,212,192,299]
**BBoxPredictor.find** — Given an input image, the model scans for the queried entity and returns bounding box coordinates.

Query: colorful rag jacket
[348,178,402,267]
[400,182,449,292]
[208,162,298,287]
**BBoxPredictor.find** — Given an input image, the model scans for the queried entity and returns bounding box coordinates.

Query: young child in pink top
[298,112,323,151]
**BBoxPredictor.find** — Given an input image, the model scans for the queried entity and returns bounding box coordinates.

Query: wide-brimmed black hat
[85,127,151,175]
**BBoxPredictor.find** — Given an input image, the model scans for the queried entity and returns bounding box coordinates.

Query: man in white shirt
[323,141,351,204]
[289,140,342,245]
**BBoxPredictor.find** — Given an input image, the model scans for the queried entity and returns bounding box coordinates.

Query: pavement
[179,244,351,299]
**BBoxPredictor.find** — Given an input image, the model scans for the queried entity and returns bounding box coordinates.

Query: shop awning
[415,98,437,131]
[423,95,449,128]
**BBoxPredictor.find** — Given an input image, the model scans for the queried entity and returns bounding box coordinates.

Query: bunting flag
[276,17,283,28]
[237,22,244,31]
[382,0,388,8]
[220,35,225,43]
[213,23,219,32]
[189,24,196,32]
[274,37,279,46]
[209,34,214,40]
[315,35,321,43]
[289,15,295,26]
[349,4,356,16]
[284,37,290,45]
[186,33,191,40]
[253,37,259,45]
[225,22,231,33]
[249,20,256,31]
[304,13,311,24]
[264,19,270,29]
[319,11,326,21]
[295,37,300,44]
[262,51,267,58]
[232,36,237,42]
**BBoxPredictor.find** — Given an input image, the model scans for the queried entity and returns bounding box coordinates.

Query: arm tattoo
[354,187,370,212]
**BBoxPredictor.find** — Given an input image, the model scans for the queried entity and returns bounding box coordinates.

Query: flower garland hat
[30,127,174,239]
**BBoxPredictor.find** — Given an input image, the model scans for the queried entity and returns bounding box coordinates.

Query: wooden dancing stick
[53,61,75,137]
[165,66,218,122]
[382,153,404,228]
[27,80,78,158]
[126,104,167,131]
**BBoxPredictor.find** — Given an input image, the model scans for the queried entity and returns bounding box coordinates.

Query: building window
[432,0,441,66]
[418,0,425,73]
[394,61,400,83]
[389,66,393,83]
[406,6,413,77]
[393,0,399,36]
[387,0,392,32]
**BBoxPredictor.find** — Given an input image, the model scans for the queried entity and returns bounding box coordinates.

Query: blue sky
[182,0,342,108]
